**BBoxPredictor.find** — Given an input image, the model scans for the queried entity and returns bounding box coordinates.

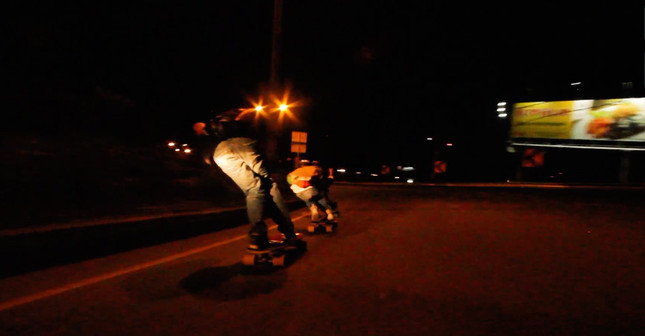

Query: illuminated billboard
[509,98,645,149]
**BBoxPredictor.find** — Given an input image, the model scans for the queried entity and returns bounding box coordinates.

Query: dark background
[3,1,644,186]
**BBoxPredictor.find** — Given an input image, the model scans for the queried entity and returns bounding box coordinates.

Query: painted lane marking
[0,212,308,311]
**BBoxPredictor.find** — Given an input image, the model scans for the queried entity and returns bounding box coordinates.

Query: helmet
[210,109,246,140]
[193,109,243,138]
[214,109,242,123]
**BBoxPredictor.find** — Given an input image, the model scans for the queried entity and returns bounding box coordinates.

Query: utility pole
[265,0,283,170]
[270,0,283,88]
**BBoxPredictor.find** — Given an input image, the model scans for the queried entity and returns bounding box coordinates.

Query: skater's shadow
[179,263,288,301]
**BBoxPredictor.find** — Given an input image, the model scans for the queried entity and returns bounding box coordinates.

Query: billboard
[509,98,645,149]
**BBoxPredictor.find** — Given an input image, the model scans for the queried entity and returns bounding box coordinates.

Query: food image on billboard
[510,98,645,143]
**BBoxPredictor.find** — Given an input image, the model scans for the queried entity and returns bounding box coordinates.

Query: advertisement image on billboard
[509,98,645,149]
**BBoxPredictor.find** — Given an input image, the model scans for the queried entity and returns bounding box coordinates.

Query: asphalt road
[1,184,645,335]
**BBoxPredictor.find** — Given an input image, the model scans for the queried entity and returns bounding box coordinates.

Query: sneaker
[280,227,296,241]
[282,233,303,247]
[248,234,269,250]
[310,204,326,222]
[326,209,335,221]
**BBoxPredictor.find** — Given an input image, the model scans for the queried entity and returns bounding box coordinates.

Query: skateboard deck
[307,220,337,233]
[242,233,306,266]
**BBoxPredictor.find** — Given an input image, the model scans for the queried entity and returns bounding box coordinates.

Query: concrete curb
[0,199,306,278]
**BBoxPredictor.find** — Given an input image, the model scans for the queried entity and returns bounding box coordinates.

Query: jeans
[214,137,295,240]
[296,187,333,210]
[246,178,295,238]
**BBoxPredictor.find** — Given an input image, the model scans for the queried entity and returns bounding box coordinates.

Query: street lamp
[270,88,300,127]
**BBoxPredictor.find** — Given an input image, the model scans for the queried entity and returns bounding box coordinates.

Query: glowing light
[394,176,400,179]
[497,102,506,106]
[406,178,414,184]
[370,173,378,177]
[571,82,581,86]
[401,166,415,171]
[355,171,362,175]
[184,148,192,154]
[174,148,180,152]
[240,96,269,122]
[269,87,303,127]
[446,143,453,147]
[426,137,433,141]
[167,142,176,147]
[498,113,507,118]
[337,168,346,173]
[497,107,506,112]
[181,144,188,147]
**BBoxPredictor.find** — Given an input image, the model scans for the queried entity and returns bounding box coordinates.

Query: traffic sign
[291,131,307,153]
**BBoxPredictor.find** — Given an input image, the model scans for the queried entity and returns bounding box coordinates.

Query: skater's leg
[246,184,269,249]
[268,181,296,239]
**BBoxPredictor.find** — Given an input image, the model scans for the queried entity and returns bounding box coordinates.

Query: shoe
[326,209,335,221]
[280,227,296,241]
[310,204,326,222]
[248,233,269,250]
[282,233,303,247]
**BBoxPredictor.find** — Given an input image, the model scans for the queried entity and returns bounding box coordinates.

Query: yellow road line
[0,212,309,311]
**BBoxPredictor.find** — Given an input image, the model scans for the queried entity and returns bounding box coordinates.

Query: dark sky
[5,1,644,166]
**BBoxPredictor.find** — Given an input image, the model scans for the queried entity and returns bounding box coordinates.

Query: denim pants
[296,187,333,210]
[246,178,294,238]
[214,137,295,239]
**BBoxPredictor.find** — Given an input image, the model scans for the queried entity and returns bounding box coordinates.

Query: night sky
[5,1,644,168]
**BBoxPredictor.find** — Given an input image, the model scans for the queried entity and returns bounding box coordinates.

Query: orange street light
[239,96,269,122]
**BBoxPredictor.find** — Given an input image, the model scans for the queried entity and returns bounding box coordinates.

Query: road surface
[1,184,645,335]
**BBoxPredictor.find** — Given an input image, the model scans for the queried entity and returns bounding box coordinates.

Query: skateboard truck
[307,220,337,233]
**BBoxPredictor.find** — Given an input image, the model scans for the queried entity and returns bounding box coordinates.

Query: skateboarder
[287,160,340,222]
[193,110,297,250]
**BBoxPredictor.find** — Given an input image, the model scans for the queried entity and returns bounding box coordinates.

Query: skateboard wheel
[242,254,255,266]
[307,225,316,233]
[273,255,286,267]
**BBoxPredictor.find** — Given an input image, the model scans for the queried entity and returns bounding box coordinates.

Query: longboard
[242,233,306,266]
